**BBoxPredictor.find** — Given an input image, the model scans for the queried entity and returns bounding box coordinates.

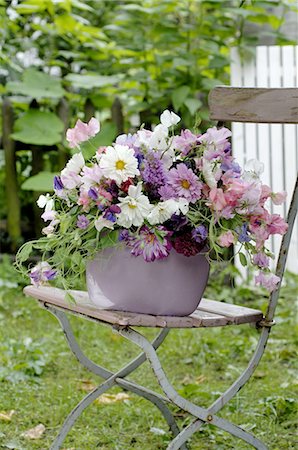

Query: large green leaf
[12,110,64,146]
[184,98,202,116]
[7,68,65,99]
[65,73,122,89]
[171,86,191,112]
[22,171,58,191]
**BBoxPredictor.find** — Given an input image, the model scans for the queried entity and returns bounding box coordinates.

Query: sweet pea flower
[267,214,288,235]
[209,187,227,211]
[255,272,280,293]
[160,110,181,128]
[253,253,270,268]
[37,194,54,212]
[172,129,197,155]
[94,216,115,232]
[217,230,236,247]
[66,117,100,148]
[271,191,287,205]
[30,262,57,286]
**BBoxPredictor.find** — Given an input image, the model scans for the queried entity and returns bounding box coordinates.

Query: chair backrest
[208,86,298,322]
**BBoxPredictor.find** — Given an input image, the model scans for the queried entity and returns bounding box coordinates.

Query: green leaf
[7,68,65,99]
[171,86,191,112]
[11,110,64,145]
[184,98,202,116]
[64,292,76,304]
[22,172,57,191]
[239,253,248,267]
[65,73,122,89]
[17,243,33,263]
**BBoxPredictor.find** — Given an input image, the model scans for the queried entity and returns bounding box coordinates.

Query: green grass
[0,258,297,450]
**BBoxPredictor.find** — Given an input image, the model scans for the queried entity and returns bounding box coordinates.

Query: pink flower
[253,252,270,268]
[209,188,227,211]
[255,272,280,293]
[172,129,197,155]
[267,214,288,235]
[217,230,235,247]
[66,117,100,148]
[271,191,287,205]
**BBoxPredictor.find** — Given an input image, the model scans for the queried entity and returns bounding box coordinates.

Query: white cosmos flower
[37,194,54,212]
[94,217,115,232]
[61,152,85,189]
[99,144,140,185]
[116,182,152,228]
[160,110,181,128]
[147,199,179,225]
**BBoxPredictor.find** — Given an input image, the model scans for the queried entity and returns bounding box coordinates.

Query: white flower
[243,159,264,181]
[176,198,189,215]
[202,159,218,188]
[94,217,115,232]
[99,144,140,185]
[116,182,152,228]
[147,199,179,225]
[61,152,85,189]
[42,219,60,237]
[37,194,54,212]
[160,110,181,128]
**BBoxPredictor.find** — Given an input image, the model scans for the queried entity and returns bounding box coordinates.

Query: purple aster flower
[158,185,176,200]
[142,151,168,197]
[77,215,90,229]
[167,163,202,203]
[236,223,251,243]
[54,175,64,190]
[103,205,121,223]
[129,226,172,262]
[192,225,208,243]
[30,262,57,286]
[88,187,98,200]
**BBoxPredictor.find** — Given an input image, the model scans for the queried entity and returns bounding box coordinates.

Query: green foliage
[21,171,57,191]
[11,110,64,145]
[7,68,65,99]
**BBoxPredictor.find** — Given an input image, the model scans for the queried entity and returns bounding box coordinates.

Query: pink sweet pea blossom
[209,187,227,211]
[255,272,280,292]
[66,117,100,148]
[271,191,287,205]
[218,230,235,247]
[267,214,288,235]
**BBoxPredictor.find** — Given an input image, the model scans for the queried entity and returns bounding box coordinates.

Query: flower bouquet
[16,110,288,312]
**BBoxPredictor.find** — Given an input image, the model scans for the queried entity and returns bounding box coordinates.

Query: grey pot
[86,248,210,316]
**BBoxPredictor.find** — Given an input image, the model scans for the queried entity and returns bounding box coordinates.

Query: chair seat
[23,285,263,328]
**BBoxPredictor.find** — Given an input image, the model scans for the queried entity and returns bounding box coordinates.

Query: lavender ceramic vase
[86,248,209,316]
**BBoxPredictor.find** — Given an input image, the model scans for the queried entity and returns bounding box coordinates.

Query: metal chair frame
[23,87,298,449]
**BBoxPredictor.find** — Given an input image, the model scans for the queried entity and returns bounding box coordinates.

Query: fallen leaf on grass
[95,393,130,405]
[0,410,16,421]
[20,423,46,439]
[77,379,97,392]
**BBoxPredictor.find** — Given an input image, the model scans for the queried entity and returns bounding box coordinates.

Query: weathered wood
[111,97,124,135]
[2,98,21,251]
[23,286,263,328]
[209,87,298,123]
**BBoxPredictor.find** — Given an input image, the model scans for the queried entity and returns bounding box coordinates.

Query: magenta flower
[255,272,280,293]
[66,117,100,148]
[167,164,202,202]
[129,226,172,262]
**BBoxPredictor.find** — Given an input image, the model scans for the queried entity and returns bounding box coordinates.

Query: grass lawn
[0,258,297,450]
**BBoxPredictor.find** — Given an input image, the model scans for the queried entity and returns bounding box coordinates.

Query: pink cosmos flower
[168,163,202,202]
[255,272,280,293]
[66,117,100,148]
[217,230,235,247]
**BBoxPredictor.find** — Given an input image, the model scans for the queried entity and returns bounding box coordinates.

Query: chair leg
[115,325,269,450]
[45,305,187,450]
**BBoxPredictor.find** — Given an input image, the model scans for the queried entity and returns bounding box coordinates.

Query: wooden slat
[209,87,298,123]
[23,286,263,329]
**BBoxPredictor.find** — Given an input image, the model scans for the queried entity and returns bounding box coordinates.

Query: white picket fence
[230,46,298,275]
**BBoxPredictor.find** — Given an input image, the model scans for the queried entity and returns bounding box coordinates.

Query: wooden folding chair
[24,87,298,450]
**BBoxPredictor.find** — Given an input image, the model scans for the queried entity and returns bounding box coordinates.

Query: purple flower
[253,253,269,268]
[128,226,172,262]
[237,223,251,243]
[172,129,198,155]
[158,185,176,200]
[168,214,188,231]
[142,151,168,197]
[192,225,208,243]
[255,272,280,293]
[54,175,64,190]
[77,215,90,229]
[167,163,202,203]
[30,262,57,286]
[88,187,98,200]
[103,205,121,223]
